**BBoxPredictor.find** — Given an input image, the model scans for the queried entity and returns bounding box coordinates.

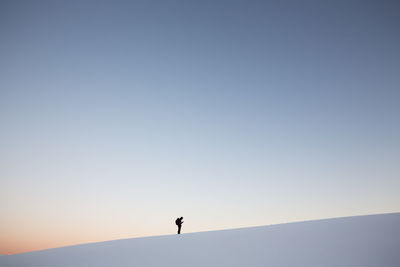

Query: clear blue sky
[1,0,399,254]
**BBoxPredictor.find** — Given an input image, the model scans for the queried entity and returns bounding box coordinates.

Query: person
[175,217,184,234]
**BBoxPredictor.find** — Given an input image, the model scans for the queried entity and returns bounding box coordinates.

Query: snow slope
[1,213,399,267]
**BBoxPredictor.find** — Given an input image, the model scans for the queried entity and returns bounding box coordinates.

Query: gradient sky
[1,0,399,255]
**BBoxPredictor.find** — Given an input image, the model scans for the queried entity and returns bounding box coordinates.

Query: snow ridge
[1,213,399,267]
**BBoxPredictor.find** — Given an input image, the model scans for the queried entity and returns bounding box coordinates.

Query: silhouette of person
[175,217,184,234]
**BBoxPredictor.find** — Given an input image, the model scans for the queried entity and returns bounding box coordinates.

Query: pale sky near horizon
[1,0,399,254]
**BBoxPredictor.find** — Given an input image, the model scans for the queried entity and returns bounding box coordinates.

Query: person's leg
[178,225,181,234]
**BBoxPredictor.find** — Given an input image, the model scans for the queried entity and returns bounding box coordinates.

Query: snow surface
[1,213,399,267]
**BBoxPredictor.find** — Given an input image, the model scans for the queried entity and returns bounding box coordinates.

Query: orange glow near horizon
[0,231,162,255]
[0,220,169,255]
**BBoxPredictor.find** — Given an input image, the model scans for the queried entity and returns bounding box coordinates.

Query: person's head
[180,217,183,220]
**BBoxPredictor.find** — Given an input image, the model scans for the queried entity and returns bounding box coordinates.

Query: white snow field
[1,213,399,267]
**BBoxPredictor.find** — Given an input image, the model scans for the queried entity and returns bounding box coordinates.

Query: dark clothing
[175,217,183,234]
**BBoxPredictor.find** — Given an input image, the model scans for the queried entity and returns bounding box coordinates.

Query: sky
[1,0,399,255]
